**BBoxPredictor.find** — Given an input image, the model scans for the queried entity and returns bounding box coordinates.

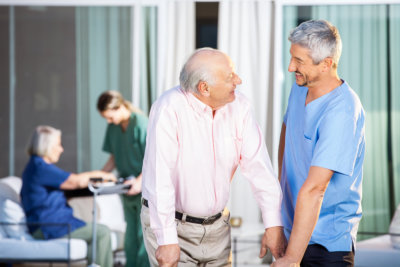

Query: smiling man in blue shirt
[272,20,365,267]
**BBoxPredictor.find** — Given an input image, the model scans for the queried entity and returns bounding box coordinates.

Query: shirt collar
[181,87,214,116]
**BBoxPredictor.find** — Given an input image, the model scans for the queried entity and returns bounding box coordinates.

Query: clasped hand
[259,226,287,260]
[156,244,180,267]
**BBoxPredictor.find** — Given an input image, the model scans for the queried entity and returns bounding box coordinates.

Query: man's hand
[259,226,287,259]
[270,256,299,267]
[155,244,180,267]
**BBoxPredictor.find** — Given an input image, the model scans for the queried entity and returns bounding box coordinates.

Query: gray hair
[289,20,342,68]
[27,125,61,157]
[179,47,220,93]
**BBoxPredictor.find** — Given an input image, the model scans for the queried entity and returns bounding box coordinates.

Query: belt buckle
[202,215,217,225]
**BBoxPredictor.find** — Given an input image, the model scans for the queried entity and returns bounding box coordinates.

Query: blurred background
[0,0,400,265]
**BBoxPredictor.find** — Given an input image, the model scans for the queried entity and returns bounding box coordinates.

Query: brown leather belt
[142,198,222,225]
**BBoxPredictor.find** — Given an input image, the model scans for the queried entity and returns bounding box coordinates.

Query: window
[196,2,218,48]
[1,6,132,175]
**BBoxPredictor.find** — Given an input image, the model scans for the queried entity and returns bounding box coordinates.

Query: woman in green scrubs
[97,91,150,267]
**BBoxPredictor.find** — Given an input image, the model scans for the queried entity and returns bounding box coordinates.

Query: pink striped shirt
[142,86,282,245]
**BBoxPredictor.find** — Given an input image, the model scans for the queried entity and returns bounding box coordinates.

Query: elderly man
[273,20,365,267]
[141,48,286,266]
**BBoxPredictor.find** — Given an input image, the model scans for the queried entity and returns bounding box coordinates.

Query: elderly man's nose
[234,74,242,84]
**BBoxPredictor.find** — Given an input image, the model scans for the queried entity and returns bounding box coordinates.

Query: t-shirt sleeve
[37,163,71,188]
[311,110,362,176]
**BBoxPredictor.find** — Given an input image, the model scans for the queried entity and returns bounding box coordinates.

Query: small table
[87,182,131,267]
[231,222,265,267]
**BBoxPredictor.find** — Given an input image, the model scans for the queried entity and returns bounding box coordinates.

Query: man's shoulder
[158,86,185,102]
[321,82,364,123]
[341,82,362,106]
[334,82,364,114]
[154,86,186,108]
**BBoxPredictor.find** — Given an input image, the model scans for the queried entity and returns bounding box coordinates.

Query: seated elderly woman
[21,125,116,267]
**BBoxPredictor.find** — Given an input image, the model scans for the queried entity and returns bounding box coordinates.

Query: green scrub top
[102,112,148,178]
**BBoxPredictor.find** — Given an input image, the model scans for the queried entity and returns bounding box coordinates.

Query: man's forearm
[284,187,324,262]
[282,166,333,263]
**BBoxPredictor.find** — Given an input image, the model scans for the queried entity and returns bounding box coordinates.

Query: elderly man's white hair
[179,47,226,93]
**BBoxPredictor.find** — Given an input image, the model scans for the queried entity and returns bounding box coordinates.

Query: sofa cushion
[0,226,6,239]
[68,193,126,251]
[0,238,87,260]
[0,198,33,240]
[68,196,99,222]
[0,177,33,240]
[0,176,22,203]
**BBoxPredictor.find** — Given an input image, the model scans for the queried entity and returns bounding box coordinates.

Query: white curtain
[218,0,275,229]
[76,7,132,171]
[157,0,196,95]
[131,1,195,110]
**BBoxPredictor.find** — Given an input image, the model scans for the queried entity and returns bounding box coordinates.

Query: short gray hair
[179,47,219,93]
[27,125,61,157]
[289,20,342,68]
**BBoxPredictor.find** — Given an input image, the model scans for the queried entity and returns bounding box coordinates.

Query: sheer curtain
[156,1,195,95]
[76,7,132,171]
[218,0,274,227]
[131,1,195,112]
[76,1,195,171]
[137,6,158,114]
[390,5,400,207]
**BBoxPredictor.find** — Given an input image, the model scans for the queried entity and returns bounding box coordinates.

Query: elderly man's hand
[156,244,180,267]
[259,226,287,259]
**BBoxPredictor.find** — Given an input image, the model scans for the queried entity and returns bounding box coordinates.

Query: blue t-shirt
[21,155,85,239]
[281,81,365,252]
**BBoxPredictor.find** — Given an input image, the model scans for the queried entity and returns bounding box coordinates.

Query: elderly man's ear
[197,81,211,97]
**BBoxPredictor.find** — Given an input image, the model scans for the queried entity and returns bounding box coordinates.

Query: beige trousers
[140,206,232,267]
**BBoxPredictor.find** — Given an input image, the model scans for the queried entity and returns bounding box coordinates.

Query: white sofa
[355,234,400,267]
[0,176,126,266]
[355,204,400,266]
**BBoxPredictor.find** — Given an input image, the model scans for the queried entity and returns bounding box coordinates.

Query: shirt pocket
[301,133,314,162]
